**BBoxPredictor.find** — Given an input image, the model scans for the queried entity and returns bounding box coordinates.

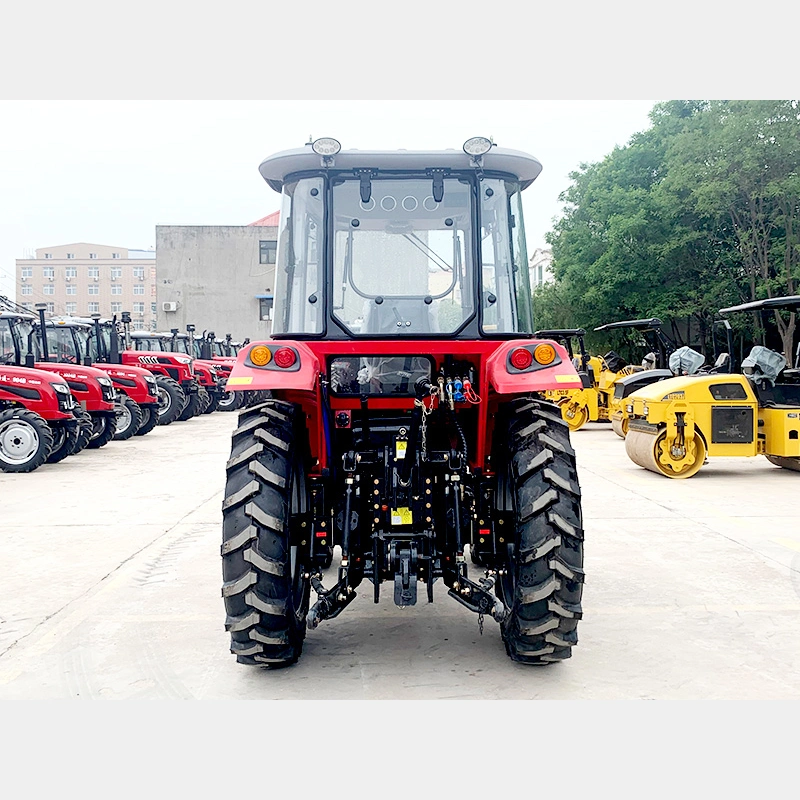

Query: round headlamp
[312,137,341,156]
[463,136,493,157]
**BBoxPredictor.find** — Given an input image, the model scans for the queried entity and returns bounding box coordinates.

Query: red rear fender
[226,342,320,392]
[485,340,583,394]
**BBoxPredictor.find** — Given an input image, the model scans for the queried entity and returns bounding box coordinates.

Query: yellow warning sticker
[395,440,407,460]
[226,376,253,385]
[555,374,581,383]
[391,507,413,526]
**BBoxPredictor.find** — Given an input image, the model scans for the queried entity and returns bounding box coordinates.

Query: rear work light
[510,347,533,370]
[273,347,297,369]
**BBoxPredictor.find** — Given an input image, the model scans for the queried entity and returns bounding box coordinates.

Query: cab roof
[594,318,663,332]
[258,145,543,193]
[719,295,800,314]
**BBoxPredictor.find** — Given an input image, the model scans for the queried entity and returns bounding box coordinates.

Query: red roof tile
[248,211,280,226]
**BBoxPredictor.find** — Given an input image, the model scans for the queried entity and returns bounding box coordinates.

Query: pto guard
[486,340,583,394]
[225,341,320,392]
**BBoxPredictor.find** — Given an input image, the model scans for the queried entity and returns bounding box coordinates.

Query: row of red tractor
[0,298,262,473]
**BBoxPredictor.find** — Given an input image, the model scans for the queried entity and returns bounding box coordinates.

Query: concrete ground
[1,411,798,700]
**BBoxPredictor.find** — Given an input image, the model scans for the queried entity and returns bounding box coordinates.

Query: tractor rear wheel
[71,409,93,454]
[134,404,160,436]
[45,421,79,464]
[0,409,54,473]
[87,413,117,449]
[765,455,800,472]
[217,390,243,412]
[495,398,584,664]
[221,400,311,667]
[154,376,185,425]
[113,395,143,440]
[177,391,202,421]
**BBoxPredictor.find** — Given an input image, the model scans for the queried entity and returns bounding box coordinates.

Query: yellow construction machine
[542,318,678,432]
[624,296,800,478]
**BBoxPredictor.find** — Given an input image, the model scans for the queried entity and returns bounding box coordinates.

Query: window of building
[66,285,76,296]
[88,285,99,295]
[111,285,122,295]
[133,266,145,279]
[88,266,100,279]
[133,285,144,295]
[89,253,96,259]
[47,302,54,313]
[21,267,32,278]
[112,253,120,259]
[151,302,157,314]
[67,253,75,259]
[259,297,274,321]
[21,285,32,296]
[43,267,54,278]
[132,320,144,331]
[22,303,33,311]
[133,302,145,313]
[44,253,52,259]
[65,267,77,278]
[111,302,122,313]
[43,285,54,295]
[65,302,77,314]
[111,267,122,280]
[88,302,100,314]
[259,240,277,265]
[150,320,158,331]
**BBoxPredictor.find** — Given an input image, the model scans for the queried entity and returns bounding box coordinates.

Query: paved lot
[1,411,798,699]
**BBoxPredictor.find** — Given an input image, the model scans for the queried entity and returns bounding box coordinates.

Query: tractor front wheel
[495,398,584,664]
[217,390,243,412]
[221,400,311,667]
[177,391,202,421]
[86,413,117,449]
[113,395,143,440]
[45,421,80,464]
[134,404,160,437]
[71,409,93,454]
[154,376,185,425]
[0,409,54,473]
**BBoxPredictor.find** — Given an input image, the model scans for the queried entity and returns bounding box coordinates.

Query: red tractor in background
[1,301,118,452]
[41,316,161,439]
[0,363,79,471]
[220,137,585,668]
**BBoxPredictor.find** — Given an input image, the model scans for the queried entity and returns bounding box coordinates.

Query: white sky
[0,99,658,299]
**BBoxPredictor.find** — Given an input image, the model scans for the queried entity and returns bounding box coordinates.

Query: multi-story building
[155,212,279,341]
[529,246,553,288]
[15,243,157,329]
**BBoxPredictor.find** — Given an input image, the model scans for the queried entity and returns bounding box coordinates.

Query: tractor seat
[707,353,732,374]
[361,298,440,335]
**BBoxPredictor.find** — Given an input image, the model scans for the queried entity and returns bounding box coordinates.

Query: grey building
[155,213,278,342]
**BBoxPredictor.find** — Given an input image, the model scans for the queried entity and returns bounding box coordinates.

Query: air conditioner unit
[48,276,54,281]
[162,301,178,312]
[93,277,99,281]
[20,276,26,281]
[65,276,72,281]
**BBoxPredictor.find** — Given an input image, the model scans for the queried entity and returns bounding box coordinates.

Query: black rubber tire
[71,409,93,454]
[0,408,54,473]
[766,455,800,472]
[221,400,311,668]
[154,376,185,426]
[217,390,243,412]
[87,413,117,449]
[197,387,211,415]
[45,421,80,464]
[113,395,143,441]
[202,393,220,414]
[177,391,202,421]
[134,404,160,437]
[494,398,584,664]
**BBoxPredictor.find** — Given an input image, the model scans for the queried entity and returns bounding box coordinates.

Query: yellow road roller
[625,296,800,478]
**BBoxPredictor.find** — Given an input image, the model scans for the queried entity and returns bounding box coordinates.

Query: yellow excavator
[624,295,800,478]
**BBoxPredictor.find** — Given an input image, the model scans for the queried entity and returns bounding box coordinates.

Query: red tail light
[510,347,533,370]
[273,347,297,369]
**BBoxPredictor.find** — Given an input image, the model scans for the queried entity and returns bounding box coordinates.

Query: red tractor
[1,302,118,451]
[221,138,585,667]
[43,316,161,439]
[165,328,230,414]
[0,362,79,471]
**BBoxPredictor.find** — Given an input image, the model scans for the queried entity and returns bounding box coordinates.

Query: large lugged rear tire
[0,408,54,473]
[495,398,584,664]
[155,376,185,426]
[221,400,311,667]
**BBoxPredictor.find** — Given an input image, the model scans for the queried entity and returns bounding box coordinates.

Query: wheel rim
[116,402,132,434]
[157,387,172,416]
[653,431,706,478]
[218,392,235,408]
[0,419,40,465]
